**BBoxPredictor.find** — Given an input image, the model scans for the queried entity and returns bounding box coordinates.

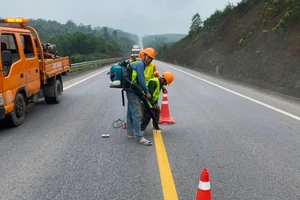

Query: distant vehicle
[132,44,139,49]
[0,18,70,126]
[131,44,140,57]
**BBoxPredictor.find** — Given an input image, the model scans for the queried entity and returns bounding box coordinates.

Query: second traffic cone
[195,168,212,200]
[159,90,175,124]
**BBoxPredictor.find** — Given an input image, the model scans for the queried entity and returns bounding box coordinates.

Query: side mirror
[1,50,12,76]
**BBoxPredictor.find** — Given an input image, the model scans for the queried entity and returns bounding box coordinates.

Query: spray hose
[112,89,127,128]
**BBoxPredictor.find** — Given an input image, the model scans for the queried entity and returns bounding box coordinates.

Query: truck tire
[44,97,53,104]
[44,79,62,104]
[10,93,26,127]
[52,79,62,104]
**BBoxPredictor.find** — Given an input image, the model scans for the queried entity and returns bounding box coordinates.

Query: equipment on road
[159,90,175,124]
[102,134,109,138]
[195,168,212,200]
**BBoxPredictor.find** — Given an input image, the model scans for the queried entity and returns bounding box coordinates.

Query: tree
[189,13,203,35]
[112,30,118,38]
[103,27,110,40]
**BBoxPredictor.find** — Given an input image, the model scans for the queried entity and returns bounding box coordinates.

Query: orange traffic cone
[159,91,175,124]
[195,168,212,200]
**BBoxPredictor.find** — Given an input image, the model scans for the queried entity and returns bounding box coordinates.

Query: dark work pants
[141,103,160,131]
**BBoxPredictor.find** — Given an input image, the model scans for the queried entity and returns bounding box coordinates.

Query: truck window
[1,34,20,63]
[20,35,35,58]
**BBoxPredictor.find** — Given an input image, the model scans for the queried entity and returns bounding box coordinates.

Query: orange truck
[0,18,70,126]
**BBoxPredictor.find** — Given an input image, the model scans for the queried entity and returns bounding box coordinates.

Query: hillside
[142,33,186,47]
[18,18,138,62]
[142,34,186,59]
[26,19,138,44]
[162,0,300,98]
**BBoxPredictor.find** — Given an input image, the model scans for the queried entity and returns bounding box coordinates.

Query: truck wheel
[44,97,53,104]
[44,79,62,104]
[10,93,26,127]
[52,79,62,104]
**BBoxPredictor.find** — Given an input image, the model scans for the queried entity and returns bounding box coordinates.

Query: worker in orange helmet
[130,54,137,63]
[138,50,144,60]
[125,47,155,146]
[141,72,174,135]
[142,48,167,93]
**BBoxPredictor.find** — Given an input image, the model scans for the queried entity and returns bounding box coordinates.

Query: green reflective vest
[144,63,156,84]
[131,61,139,83]
[146,78,161,108]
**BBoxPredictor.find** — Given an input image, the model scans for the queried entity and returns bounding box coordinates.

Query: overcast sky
[4,0,240,36]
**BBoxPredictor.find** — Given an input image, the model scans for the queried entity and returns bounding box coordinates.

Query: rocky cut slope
[162,0,300,97]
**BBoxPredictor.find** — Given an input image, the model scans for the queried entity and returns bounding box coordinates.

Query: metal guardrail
[70,57,127,72]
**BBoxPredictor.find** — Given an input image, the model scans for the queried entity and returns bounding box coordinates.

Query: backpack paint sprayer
[107,60,160,130]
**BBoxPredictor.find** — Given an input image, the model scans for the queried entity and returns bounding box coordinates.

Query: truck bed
[39,56,70,82]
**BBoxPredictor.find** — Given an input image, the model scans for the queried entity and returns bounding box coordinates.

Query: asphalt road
[0,61,300,200]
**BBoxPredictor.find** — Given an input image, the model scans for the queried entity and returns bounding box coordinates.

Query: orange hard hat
[162,72,174,86]
[143,47,155,59]
[139,50,144,59]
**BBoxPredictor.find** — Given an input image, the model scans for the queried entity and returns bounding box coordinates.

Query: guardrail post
[216,66,219,77]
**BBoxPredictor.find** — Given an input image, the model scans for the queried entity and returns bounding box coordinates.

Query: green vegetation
[238,38,245,47]
[161,0,300,97]
[186,3,235,38]
[246,31,253,38]
[189,13,203,36]
[260,0,300,33]
[142,34,186,47]
[27,19,138,63]
[142,34,186,59]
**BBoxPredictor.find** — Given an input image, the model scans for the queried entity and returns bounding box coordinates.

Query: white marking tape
[198,181,211,190]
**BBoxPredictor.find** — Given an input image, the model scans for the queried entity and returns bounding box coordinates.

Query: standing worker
[141,72,174,135]
[126,48,156,146]
[140,48,167,93]
[130,54,137,63]
[140,49,160,83]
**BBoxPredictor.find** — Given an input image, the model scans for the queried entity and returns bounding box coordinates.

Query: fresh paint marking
[153,129,178,200]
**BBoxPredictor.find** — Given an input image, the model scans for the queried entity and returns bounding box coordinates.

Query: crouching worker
[141,72,174,135]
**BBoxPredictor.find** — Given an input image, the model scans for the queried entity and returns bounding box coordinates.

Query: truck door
[0,33,25,108]
[19,34,40,97]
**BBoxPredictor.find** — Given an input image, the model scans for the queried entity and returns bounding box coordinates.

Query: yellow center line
[153,129,178,200]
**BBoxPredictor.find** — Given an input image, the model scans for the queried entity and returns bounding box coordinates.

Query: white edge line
[164,63,300,122]
[64,68,109,90]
